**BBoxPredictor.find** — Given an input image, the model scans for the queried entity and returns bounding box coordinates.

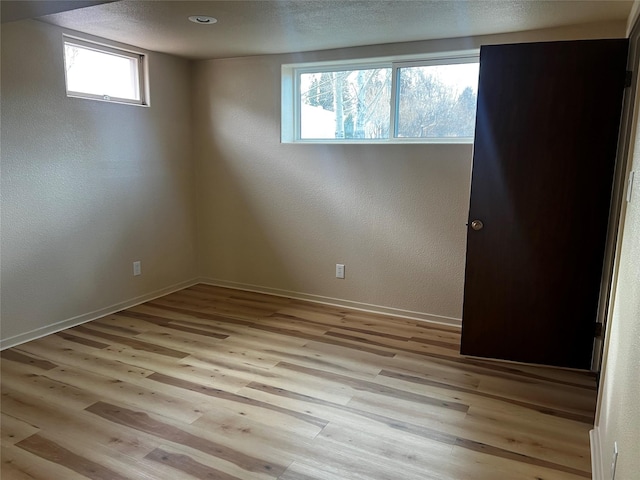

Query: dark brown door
[460,40,628,369]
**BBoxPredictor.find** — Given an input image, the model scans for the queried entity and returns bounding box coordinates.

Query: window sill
[282,137,474,145]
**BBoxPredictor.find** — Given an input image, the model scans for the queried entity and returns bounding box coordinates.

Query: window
[395,63,479,139]
[63,37,147,105]
[282,55,479,143]
[300,67,392,140]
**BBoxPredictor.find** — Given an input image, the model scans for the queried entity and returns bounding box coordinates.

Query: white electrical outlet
[611,442,618,480]
[133,261,141,276]
[336,264,345,279]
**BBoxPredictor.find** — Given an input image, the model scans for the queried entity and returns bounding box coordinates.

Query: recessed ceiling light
[188,15,217,25]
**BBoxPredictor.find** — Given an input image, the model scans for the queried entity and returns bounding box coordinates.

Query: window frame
[63,36,148,106]
[282,52,480,144]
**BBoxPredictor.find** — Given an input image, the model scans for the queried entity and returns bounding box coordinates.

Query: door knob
[470,220,484,231]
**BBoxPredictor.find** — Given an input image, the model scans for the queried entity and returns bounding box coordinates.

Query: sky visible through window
[64,43,140,101]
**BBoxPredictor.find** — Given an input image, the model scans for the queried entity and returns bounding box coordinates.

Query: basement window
[63,37,147,106]
[282,54,479,143]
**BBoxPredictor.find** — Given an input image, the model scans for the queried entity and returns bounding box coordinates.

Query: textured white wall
[594,57,640,479]
[193,55,471,321]
[192,22,627,322]
[0,18,628,343]
[1,20,197,342]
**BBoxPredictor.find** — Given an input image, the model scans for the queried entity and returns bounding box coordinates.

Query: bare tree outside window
[396,63,479,138]
[300,68,392,140]
[298,61,478,141]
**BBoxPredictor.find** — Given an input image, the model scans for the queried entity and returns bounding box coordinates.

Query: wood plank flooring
[1,284,597,479]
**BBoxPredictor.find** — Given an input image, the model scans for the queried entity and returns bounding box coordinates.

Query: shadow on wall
[192,57,472,318]
[199,139,471,316]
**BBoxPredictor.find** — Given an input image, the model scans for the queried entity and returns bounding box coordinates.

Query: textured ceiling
[0,1,115,24]
[32,0,634,59]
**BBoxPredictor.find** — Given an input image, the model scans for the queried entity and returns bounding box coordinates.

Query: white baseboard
[0,278,199,350]
[197,277,461,328]
[1,277,461,351]
[590,427,604,480]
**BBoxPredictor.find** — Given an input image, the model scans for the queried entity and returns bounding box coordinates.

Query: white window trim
[63,35,149,107]
[282,51,479,144]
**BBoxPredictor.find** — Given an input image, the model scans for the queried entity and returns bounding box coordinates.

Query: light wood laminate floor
[1,284,597,479]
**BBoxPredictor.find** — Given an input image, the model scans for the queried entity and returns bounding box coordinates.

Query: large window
[282,56,479,143]
[63,37,147,106]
